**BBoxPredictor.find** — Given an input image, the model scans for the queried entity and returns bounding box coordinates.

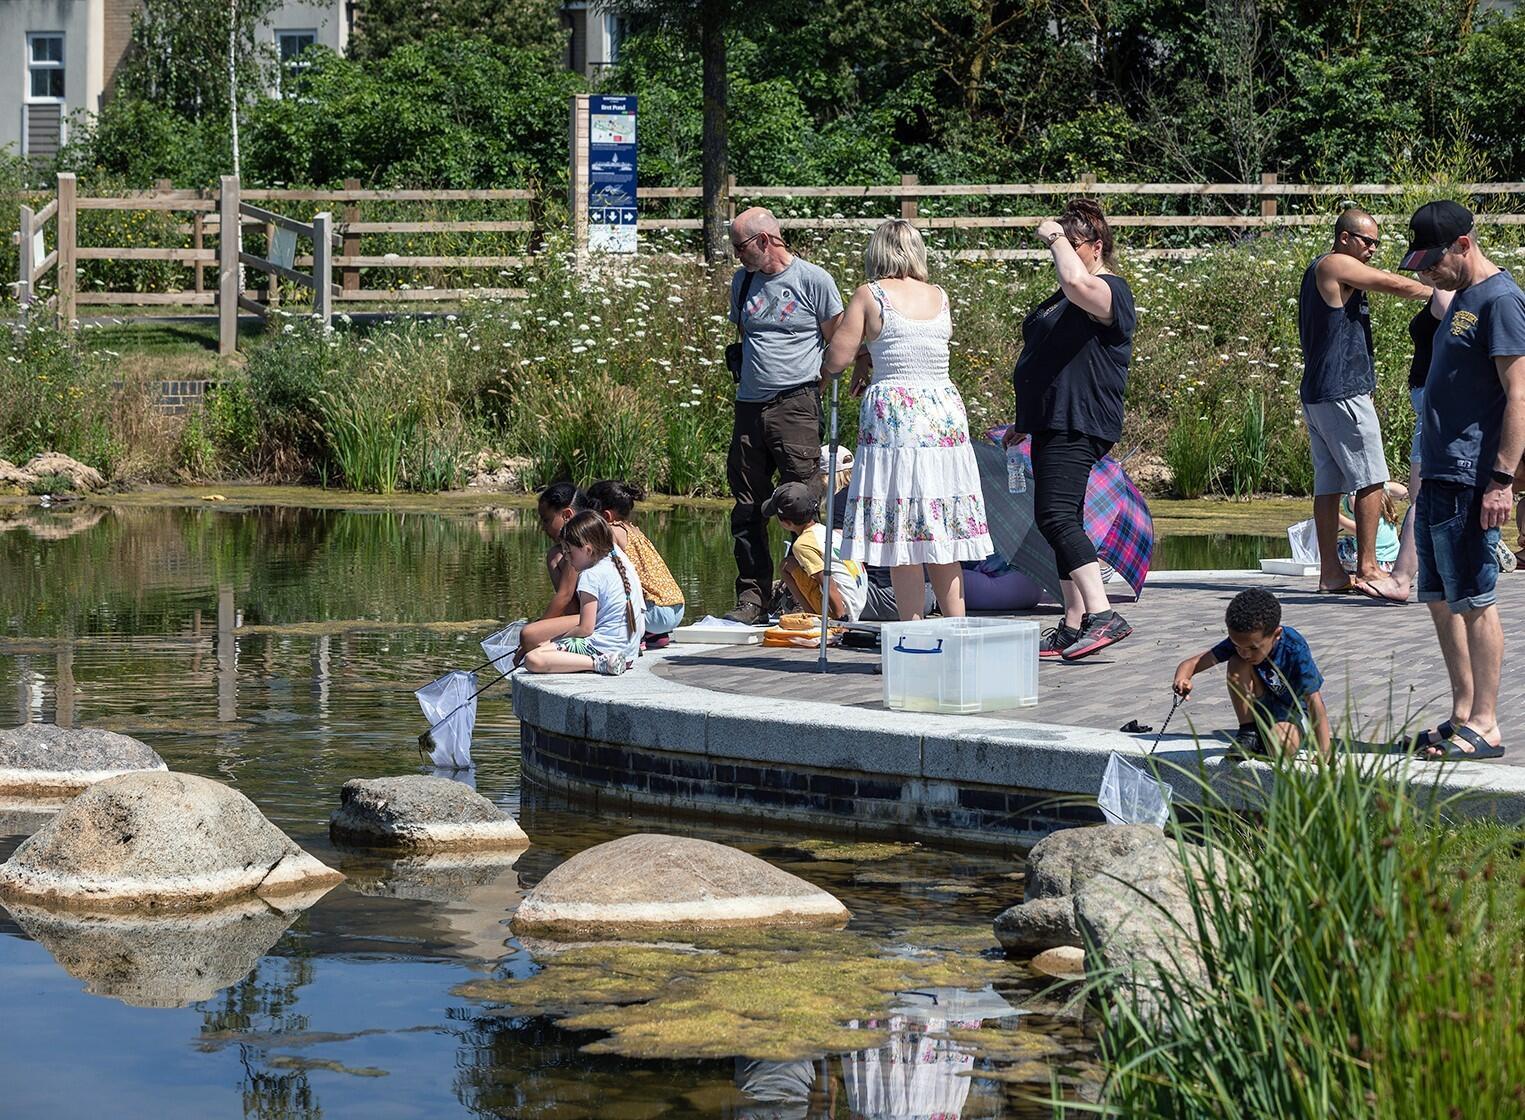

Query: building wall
[2,0,99,156]
[2,0,348,159]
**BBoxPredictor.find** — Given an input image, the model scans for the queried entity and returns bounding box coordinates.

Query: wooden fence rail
[16,172,1525,353]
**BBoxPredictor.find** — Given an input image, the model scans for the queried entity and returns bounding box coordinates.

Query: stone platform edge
[511,646,1525,848]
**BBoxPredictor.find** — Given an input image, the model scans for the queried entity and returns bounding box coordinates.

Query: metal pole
[818,376,840,673]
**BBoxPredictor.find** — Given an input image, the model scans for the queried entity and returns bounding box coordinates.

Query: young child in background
[522,511,645,676]
[764,481,868,622]
[517,482,595,659]
[587,479,686,650]
[1337,483,1404,573]
[1172,587,1331,759]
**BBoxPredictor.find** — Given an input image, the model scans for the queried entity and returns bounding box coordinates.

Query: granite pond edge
[511,645,1525,849]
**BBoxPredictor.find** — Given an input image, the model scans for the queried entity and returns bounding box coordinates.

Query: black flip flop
[1418,724,1504,761]
[1405,719,1455,754]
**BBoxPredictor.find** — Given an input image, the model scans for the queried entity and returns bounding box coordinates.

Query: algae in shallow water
[784,838,918,862]
[456,927,1020,1062]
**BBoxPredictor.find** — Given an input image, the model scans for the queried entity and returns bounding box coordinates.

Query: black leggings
[1032,429,1112,576]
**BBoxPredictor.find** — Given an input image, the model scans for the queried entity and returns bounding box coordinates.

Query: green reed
[1054,748,1525,1120]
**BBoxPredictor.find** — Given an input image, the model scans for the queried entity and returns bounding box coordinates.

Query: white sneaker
[593,651,627,676]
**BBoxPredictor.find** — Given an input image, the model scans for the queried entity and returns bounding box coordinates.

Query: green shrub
[1067,752,1525,1120]
[1227,391,1271,499]
[0,323,118,472]
[1162,407,1224,499]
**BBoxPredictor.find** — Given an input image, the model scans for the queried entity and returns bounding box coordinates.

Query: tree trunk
[700,1,729,264]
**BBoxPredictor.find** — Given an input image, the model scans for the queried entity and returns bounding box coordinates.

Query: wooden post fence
[56,172,76,325]
[341,178,361,294]
[218,175,239,356]
[899,174,918,221]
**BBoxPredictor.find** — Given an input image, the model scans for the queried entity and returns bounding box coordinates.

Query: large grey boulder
[0,771,343,912]
[20,452,106,492]
[2,886,333,1008]
[1023,823,1165,901]
[330,775,529,852]
[0,724,167,796]
[512,833,850,939]
[1074,841,1224,1025]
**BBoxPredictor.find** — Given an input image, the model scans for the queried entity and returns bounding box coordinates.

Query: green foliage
[1070,753,1525,1119]
[115,0,278,121]
[1163,408,1225,500]
[0,324,119,471]
[27,473,74,496]
[1227,391,1271,499]
[62,101,231,188]
[245,35,583,188]
[349,0,566,63]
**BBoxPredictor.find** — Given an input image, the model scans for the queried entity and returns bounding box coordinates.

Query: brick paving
[655,571,1525,768]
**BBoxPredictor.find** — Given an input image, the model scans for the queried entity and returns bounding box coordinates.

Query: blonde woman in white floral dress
[822,218,992,619]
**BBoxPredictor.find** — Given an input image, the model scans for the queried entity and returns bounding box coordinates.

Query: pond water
[0,502,1270,1118]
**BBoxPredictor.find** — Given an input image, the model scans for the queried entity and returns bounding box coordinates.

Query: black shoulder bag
[724,270,757,383]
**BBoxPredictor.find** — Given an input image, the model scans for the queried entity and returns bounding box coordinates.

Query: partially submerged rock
[1029,945,1086,981]
[2,885,334,1008]
[0,771,343,912]
[0,724,167,796]
[993,894,1081,956]
[19,452,105,492]
[512,833,850,938]
[993,823,1165,956]
[329,775,529,852]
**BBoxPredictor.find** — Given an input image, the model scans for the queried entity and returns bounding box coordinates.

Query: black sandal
[1417,724,1504,761]
[1406,719,1455,754]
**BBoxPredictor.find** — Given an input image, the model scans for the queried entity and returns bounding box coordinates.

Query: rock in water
[1029,945,1086,980]
[1,886,335,1008]
[0,724,167,796]
[20,452,106,492]
[329,775,529,852]
[512,833,850,938]
[992,894,1082,956]
[0,772,343,912]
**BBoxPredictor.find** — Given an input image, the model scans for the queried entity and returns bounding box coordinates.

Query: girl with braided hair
[523,510,646,676]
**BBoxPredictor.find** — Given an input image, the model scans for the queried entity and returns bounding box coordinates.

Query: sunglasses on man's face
[731,231,766,252]
[1349,232,1380,249]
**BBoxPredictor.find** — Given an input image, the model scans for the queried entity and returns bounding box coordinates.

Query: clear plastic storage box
[881,617,1039,714]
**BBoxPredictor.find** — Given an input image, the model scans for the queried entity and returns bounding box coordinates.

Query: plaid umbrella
[976,428,1155,598]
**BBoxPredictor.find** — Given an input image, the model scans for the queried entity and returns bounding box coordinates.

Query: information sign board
[588,94,637,253]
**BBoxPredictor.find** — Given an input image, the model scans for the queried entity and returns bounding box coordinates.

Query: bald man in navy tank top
[1297,208,1431,600]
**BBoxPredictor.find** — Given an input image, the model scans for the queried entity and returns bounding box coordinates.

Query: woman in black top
[1005,199,1137,661]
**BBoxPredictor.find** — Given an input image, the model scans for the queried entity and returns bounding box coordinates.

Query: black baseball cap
[1399,200,1474,271]
[760,481,819,523]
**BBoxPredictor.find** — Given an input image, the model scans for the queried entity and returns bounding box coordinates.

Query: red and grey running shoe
[1060,612,1132,661]
[1039,622,1080,659]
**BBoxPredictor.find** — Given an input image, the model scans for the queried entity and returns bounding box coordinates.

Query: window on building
[27,33,65,100]
[603,13,623,64]
[276,29,317,93]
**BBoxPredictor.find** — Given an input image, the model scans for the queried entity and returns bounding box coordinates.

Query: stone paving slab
[653,570,1525,767]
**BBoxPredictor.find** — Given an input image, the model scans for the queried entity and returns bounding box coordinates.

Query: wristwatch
[1491,468,1515,487]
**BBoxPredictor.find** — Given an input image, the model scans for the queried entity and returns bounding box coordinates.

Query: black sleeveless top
[1408,298,1440,389]
[1297,254,1374,404]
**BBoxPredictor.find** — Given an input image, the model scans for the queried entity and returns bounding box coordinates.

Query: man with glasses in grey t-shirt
[723,207,844,624]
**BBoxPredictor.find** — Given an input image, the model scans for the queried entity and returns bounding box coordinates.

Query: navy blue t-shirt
[1210,624,1323,707]
[1012,274,1135,443]
[1298,254,1375,404]
[1421,270,1525,488]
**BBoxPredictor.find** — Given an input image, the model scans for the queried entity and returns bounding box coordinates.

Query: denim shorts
[644,602,686,636]
[1415,480,1499,613]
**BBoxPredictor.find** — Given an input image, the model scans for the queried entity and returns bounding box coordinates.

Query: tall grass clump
[1227,391,1271,499]
[1161,407,1223,498]
[1068,753,1525,1119]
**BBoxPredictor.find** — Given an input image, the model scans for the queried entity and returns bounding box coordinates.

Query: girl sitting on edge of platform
[518,481,596,658]
[523,511,646,676]
[588,479,687,650]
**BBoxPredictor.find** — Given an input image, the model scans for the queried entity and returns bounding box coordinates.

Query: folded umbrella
[978,428,1155,598]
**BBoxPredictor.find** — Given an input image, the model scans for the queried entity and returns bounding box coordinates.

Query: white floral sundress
[841,281,993,567]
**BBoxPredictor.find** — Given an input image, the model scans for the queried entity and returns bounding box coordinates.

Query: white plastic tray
[672,624,768,645]
[1259,558,1320,576]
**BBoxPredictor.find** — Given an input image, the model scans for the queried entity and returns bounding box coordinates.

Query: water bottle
[1007,444,1026,493]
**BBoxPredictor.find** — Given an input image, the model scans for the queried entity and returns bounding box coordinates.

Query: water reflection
[335,849,522,963]
[3,885,335,1009]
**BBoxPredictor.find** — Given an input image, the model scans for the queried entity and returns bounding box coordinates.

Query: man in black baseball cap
[1397,198,1525,762]
[1398,200,1476,272]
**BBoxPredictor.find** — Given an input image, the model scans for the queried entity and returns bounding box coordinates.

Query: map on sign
[588,95,637,254]
[591,113,635,146]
